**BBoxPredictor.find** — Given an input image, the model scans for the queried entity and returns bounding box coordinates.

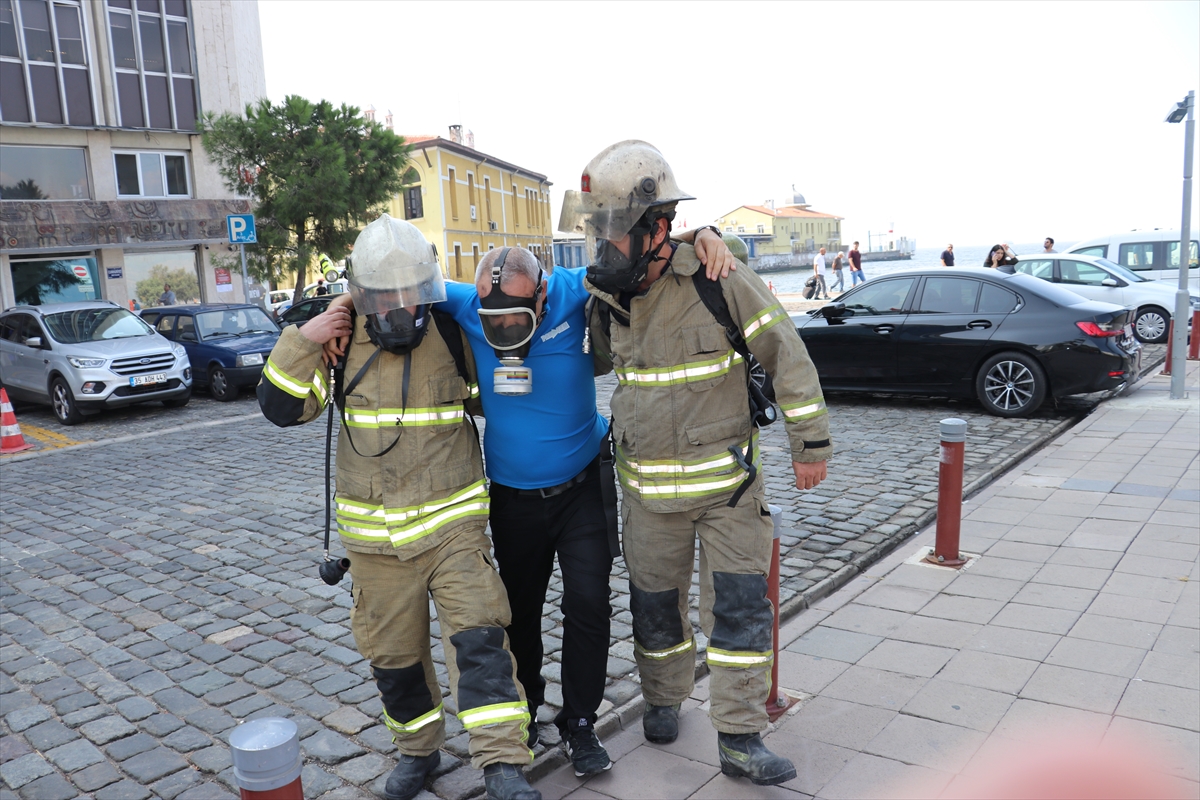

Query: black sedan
[791,269,1141,417]
[276,296,334,328]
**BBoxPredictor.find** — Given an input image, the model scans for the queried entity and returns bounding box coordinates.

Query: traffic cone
[1,388,34,454]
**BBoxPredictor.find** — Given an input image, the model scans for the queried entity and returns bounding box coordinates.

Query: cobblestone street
[0,347,1164,799]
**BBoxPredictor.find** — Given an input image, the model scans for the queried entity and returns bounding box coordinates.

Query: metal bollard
[925,419,968,568]
[229,718,303,800]
[1190,311,1200,360]
[764,504,799,721]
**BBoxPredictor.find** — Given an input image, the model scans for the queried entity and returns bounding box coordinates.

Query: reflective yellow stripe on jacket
[458,701,530,730]
[343,406,465,428]
[741,305,788,343]
[779,396,827,423]
[383,704,443,734]
[706,648,774,668]
[615,350,744,387]
[336,480,489,547]
[616,433,762,501]
[264,357,328,404]
[635,639,694,660]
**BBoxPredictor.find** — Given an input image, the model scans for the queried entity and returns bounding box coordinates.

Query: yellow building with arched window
[387,128,554,283]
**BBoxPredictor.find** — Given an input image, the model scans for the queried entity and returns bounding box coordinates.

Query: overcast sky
[258,0,1198,249]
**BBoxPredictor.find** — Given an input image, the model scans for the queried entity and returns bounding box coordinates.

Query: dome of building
[791,190,806,206]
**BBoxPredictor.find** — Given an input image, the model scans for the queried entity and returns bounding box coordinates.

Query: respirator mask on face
[477,248,543,396]
[365,304,429,355]
[587,214,671,295]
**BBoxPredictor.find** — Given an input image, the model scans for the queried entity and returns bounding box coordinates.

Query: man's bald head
[476,247,542,299]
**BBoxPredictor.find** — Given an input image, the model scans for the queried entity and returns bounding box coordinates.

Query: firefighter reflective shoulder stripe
[616,434,762,500]
[264,357,328,403]
[706,647,773,667]
[614,350,744,387]
[457,701,530,729]
[383,703,443,734]
[779,396,827,422]
[342,405,465,428]
[468,382,480,399]
[635,639,694,660]
[337,480,489,547]
[741,305,787,343]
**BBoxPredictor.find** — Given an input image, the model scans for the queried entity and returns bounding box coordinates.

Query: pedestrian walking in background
[768,280,776,295]
[940,244,955,266]
[986,243,1019,273]
[813,247,829,299]
[315,278,329,296]
[1044,237,1057,253]
[831,251,845,293]
[848,241,865,286]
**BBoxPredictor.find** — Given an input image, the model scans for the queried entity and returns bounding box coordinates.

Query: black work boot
[717,732,797,786]
[483,763,541,800]
[383,751,440,800]
[642,703,680,744]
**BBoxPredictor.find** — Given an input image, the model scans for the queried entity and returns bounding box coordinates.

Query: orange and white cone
[1,388,34,454]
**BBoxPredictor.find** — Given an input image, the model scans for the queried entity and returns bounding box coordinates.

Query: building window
[0,0,94,125]
[447,167,458,219]
[511,183,519,226]
[0,144,89,199]
[453,244,462,280]
[11,254,99,305]
[483,176,492,222]
[113,151,189,197]
[105,0,196,130]
[403,185,422,220]
[467,172,475,208]
[124,249,200,306]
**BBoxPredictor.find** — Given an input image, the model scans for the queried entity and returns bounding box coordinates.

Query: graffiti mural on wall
[0,199,252,251]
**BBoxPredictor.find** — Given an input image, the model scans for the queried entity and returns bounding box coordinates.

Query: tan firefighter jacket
[258,315,485,558]
[587,244,832,513]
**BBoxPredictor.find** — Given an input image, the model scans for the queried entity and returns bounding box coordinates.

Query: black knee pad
[629,582,685,651]
[449,626,521,712]
[374,662,438,727]
[709,572,772,653]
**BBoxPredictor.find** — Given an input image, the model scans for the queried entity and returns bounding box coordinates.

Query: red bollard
[229,719,303,800]
[1164,321,1174,375]
[1189,311,1199,360]
[765,505,797,722]
[925,418,968,568]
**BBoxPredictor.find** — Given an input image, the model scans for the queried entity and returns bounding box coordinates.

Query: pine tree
[201,96,410,301]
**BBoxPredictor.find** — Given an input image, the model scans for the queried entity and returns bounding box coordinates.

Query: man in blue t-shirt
[325,232,733,778]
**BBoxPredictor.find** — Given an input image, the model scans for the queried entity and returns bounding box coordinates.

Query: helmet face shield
[559,189,647,242]
[347,215,446,317]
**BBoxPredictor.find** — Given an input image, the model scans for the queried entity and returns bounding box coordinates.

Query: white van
[1066,229,1198,289]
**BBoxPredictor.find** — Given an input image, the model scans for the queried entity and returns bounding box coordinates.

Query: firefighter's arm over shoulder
[257,303,352,427]
[724,270,833,465]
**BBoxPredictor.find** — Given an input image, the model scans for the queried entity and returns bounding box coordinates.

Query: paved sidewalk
[535,362,1200,800]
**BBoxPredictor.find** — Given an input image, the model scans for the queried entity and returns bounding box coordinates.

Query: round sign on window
[72,265,93,284]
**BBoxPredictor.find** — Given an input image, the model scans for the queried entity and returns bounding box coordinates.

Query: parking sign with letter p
[227,214,257,244]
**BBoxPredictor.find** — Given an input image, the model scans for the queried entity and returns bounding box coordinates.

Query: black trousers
[489,454,613,728]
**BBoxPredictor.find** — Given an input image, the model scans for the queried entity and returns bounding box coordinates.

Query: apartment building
[388,126,553,283]
[0,0,266,309]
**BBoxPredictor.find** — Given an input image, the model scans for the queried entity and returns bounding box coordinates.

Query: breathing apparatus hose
[319,358,351,585]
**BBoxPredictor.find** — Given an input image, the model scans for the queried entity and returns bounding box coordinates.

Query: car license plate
[129,373,167,387]
[1124,324,1133,339]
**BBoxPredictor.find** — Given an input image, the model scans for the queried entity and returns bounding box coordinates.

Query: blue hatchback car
[141,304,279,401]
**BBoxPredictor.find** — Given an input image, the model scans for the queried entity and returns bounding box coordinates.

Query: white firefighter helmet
[558,140,694,242]
[346,214,446,317]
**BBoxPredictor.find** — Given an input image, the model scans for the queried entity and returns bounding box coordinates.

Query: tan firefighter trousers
[347,523,532,768]
[622,481,776,734]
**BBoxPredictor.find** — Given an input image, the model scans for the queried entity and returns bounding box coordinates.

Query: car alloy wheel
[51,377,83,425]
[975,351,1047,418]
[1133,308,1169,344]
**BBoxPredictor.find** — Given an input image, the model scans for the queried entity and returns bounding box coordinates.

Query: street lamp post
[1166,91,1195,400]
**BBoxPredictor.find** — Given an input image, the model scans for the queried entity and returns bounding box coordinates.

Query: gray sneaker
[562,720,612,777]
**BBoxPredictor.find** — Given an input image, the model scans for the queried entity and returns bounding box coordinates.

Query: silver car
[0,301,192,425]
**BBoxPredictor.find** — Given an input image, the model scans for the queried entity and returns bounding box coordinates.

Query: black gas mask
[587,212,672,294]
[365,304,429,355]
[477,248,544,395]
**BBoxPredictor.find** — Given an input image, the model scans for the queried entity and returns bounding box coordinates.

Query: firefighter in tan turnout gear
[257,215,541,800]
[562,142,832,786]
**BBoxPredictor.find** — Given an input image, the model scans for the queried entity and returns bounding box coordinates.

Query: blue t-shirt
[440,267,608,489]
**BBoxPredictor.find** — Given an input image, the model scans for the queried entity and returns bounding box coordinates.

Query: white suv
[0,302,192,425]
[1067,229,1198,290]
[1014,254,1199,343]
